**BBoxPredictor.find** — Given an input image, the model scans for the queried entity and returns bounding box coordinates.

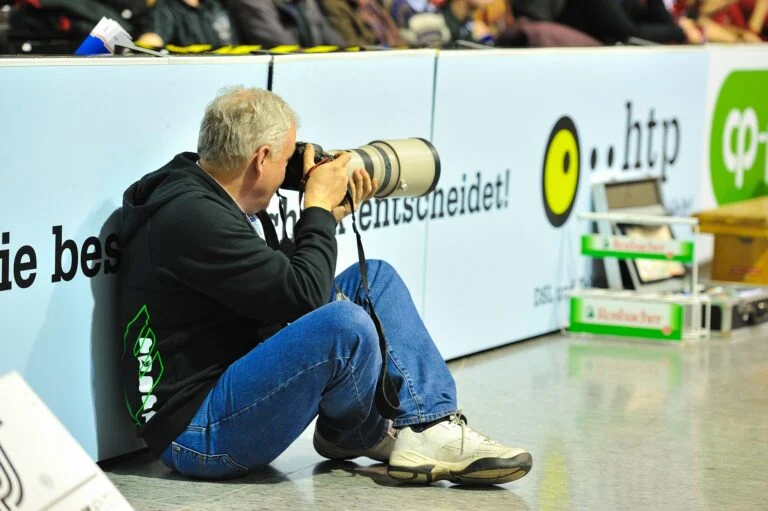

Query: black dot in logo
[590,148,597,170]
[563,152,571,174]
[607,146,615,168]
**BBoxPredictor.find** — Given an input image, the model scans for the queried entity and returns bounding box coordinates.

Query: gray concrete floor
[103,327,768,510]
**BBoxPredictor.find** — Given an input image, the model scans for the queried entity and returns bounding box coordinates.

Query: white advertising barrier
[426,48,709,360]
[0,56,271,461]
[0,371,132,511]
[269,50,437,312]
[698,45,768,262]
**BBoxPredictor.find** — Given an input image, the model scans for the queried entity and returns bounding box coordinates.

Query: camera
[282,138,441,198]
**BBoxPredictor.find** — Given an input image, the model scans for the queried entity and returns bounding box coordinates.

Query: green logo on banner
[710,70,768,205]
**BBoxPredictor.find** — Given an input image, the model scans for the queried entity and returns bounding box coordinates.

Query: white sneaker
[387,414,532,485]
[313,421,396,463]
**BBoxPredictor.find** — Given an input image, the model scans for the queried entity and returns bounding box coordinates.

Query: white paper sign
[0,372,133,511]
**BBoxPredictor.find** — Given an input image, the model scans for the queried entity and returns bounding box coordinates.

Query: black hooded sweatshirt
[118,152,338,456]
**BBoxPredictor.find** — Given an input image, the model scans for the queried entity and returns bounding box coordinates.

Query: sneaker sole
[313,430,390,463]
[388,451,533,485]
[313,430,363,460]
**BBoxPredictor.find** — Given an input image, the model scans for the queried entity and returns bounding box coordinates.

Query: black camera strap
[272,190,400,420]
[345,193,401,420]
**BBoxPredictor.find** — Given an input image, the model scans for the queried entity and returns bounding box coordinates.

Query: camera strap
[346,192,401,420]
[273,188,401,420]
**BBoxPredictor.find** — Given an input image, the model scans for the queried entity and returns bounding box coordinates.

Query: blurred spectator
[451,0,601,47]
[1,4,9,52]
[357,0,408,45]
[136,0,237,47]
[442,0,496,44]
[473,0,510,34]
[512,0,567,21]
[226,0,344,47]
[100,0,150,21]
[492,0,601,46]
[319,0,406,47]
[318,0,378,45]
[384,0,451,47]
[443,0,494,44]
[676,0,767,42]
[745,0,768,35]
[556,0,703,44]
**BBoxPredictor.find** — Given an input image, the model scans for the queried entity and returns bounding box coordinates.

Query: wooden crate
[694,196,768,285]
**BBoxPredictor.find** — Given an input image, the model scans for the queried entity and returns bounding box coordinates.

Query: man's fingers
[333,151,353,168]
[344,171,361,213]
[352,171,363,209]
[362,171,373,199]
[346,176,356,211]
[303,144,316,174]
[357,170,369,203]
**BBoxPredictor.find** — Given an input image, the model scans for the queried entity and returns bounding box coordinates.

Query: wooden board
[695,196,768,238]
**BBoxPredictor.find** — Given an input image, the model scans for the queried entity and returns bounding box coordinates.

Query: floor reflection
[106,326,768,511]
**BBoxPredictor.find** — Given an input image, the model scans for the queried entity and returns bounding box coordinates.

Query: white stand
[567,212,711,342]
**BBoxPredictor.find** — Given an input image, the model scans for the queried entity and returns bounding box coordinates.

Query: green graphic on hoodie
[123,304,164,426]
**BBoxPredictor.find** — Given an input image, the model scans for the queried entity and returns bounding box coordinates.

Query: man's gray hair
[197,86,298,171]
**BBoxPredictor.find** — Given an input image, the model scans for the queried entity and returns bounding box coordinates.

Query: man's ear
[252,145,271,176]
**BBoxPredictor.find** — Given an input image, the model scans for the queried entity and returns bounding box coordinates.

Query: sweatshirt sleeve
[151,197,338,323]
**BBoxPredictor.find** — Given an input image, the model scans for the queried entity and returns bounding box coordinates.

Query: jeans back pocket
[170,442,249,480]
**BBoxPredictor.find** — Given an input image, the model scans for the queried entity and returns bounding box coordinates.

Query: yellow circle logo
[542,117,580,227]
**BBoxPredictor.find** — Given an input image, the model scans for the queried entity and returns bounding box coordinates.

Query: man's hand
[302,145,350,213]
[331,169,378,223]
[302,146,377,222]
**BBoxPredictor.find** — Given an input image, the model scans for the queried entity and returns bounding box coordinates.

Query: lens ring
[415,138,441,196]
[369,144,393,192]
[369,140,402,197]
[351,149,374,177]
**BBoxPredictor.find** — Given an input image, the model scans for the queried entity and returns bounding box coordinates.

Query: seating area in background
[0,0,765,56]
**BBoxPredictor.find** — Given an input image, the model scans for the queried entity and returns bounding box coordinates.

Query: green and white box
[581,235,694,263]
[570,296,684,341]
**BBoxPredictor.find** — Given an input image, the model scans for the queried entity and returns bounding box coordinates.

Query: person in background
[135,0,237,47]
[317,0,380,46]
[472,0,602,47]
[556,0,704,44]
[674,0,766,42]
[384,0,452,47]
[356,0,409,46]
[441,0,496,45]
[225,0,345,48]
[318,0,407,47]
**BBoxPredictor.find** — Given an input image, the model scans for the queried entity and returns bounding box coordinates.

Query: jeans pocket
[170,442,249,480]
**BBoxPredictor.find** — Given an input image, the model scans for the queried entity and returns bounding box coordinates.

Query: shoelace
[450,414,468,455]
[449,412,502,456]
[385,419,397,440]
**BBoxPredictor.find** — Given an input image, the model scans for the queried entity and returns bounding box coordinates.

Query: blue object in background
[75,35,112,56]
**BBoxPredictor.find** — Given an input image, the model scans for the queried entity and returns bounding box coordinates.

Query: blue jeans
[160,260,458,479]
